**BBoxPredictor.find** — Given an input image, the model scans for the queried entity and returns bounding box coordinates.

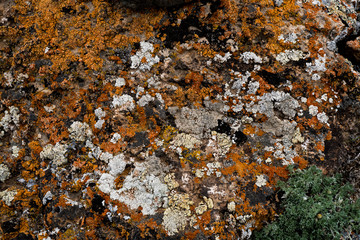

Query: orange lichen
[137,218,161,238]
[315,141,325,152]
[28,141,43,156]
[39,116,69,144]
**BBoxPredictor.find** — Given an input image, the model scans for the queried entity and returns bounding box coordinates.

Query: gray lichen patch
[0,189,17,206]
[171,107,222,137]
[0,106,20,135]
[69,121,93,142]
[276,49,306,65]
[40,142,68,166]
[112,94,135,111]
[246,91,300,119]
[260,116,297,137]
[108,153,127,176]
[98,155,169,215]
[0,163,11,182]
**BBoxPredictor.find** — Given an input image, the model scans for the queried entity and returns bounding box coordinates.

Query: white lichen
[276,49,305,65]
[130,41,160,71]
[98,155,169,215]
[0,189,17,206]
[246,91,300,119]
[86,140,102,160]
[214,52,232,63]
[100,152,113,163]
[255,175,267,187]
[240,52,263,64]
[44,105,56,113]
[204,196,214,209]
[195,169,205,178]
[12,146,20,158]
[312,73,321,81]
[278,33,297,43]
[172,107,221,137]
[3,71,14,86]
[306,53,327,73]
[232,102,244,112]
[108,154,127,176]
[69,121,93,142]
[112,94,135,111]
[42,191,53,205]
[207,131,232,159]
[309,105,318,116]
[227,201,236,212]
[115,77,126,87]
[3,72,27,87]
[317,112,329,123]
[163,208,188,235]
[274,0,284,6]
[195,201,208,215]
[232,71,251,90]
[94,119,105,129]
[138,94,155,107]
[0,106,20,132]
[110,133,121,144]
[292,127,304,144]
[95,108,106,119]
[0,164,11,182]
[164,173,179,190]
[247,80,260,95]
[205,162,222,177]
[40,142,68,166]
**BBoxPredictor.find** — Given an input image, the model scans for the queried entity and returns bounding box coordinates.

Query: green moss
[253,166,360,240]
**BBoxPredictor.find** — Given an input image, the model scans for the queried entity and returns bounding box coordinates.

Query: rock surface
[0,0,359,239]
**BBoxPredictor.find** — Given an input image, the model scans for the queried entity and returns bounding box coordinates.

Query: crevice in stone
[337,32,360,71]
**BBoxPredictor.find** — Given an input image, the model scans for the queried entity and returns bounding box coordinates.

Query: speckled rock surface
[0,0,359,239]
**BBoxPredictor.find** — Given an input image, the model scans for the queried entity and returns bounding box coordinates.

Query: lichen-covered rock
[1,0,359,239]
